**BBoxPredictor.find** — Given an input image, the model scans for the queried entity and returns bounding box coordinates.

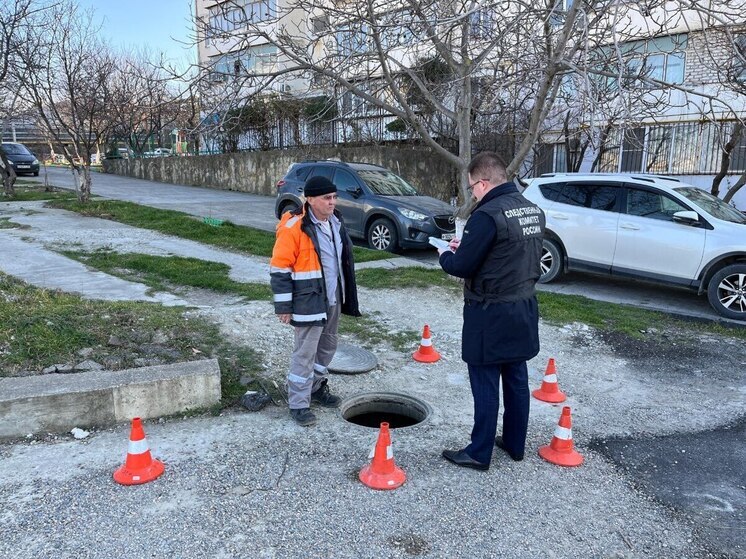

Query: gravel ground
[1,202,743,558]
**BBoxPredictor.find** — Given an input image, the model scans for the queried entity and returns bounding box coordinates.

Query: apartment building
[193,1,746,206]
[534,3,746,206]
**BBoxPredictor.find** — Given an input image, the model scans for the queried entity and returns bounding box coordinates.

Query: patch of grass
[349,267,746,341]
[538,291,746,340]
[0,218,24,229]
[216,345,265,409]
[2,184,77,202]
[340,311,420,352]
[0,272,218,376]
[49,198,390,263]
[64,250,271,300]
[355,266,462,293]
[0,272,267,408]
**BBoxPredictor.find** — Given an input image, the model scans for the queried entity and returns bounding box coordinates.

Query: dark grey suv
[274,160,456,251]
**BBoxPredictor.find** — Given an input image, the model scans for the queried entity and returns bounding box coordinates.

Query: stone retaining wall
[103,146,459,201]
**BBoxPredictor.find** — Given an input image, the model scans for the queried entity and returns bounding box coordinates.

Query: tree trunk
[72,164,92,202]
[723,171,746,205]
[591,124,613,173]
[711,122,743,197]
[0,152,17,197]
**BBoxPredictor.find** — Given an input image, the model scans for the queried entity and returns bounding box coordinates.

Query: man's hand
[278,313,291,324]
[438,237,460,255]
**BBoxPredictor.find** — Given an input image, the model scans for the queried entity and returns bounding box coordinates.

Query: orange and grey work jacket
[270,207,360,326]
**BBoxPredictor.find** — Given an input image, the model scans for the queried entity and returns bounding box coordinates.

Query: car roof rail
[632,174,681,183]
[300,159,350,166]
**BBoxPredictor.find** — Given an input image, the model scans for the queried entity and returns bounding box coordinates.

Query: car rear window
[295,166,312,181]
[558,183,619,211]
[539,183,564,201]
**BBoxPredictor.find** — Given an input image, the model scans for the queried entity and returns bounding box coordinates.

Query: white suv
[523,173,746,321]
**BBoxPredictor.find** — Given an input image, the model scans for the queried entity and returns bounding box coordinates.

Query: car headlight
[399,208,427,221]
[32,158,39,165]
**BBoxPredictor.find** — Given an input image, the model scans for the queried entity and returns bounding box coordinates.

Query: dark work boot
[310,380,341,408]
[290,407,317,427]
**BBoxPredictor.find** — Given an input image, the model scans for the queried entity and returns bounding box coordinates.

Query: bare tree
[0,0,37,196]
[194,0,597,210]
[696,25,746,204]
[192,0,746,214]
[14,1,116,202]
[107,51,188,157]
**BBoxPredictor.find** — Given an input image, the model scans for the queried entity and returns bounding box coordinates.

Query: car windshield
[2,144,30,155]
[356,169,419,196]
[674,187,746,224]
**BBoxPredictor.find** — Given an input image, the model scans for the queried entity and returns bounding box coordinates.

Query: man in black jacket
[438,152,545,471]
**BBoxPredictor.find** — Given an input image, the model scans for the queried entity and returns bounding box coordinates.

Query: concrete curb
[0,359,221,439]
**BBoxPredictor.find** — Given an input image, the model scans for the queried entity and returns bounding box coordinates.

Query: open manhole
[341,392,432,429]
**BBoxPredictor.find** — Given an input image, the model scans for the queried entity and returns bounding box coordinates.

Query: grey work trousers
[287,299,341,409]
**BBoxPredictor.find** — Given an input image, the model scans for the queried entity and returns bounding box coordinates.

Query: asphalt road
[29,166,742,326]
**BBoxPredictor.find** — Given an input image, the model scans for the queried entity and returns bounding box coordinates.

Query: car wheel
[367,218,399,252]
[33,171,39,177]
[280,201,299,216]
[538,239,563,283]
[707,263,746,321]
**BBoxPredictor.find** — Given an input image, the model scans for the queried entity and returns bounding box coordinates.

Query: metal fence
[598,121,745,175]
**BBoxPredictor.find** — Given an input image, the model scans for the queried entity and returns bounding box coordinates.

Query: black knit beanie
[304,176,337,197]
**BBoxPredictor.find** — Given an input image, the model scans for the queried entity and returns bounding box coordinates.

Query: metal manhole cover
[328,343,377,374]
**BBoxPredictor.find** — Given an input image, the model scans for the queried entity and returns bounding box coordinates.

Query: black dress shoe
[442,449,489,471]
[494,436,524,462]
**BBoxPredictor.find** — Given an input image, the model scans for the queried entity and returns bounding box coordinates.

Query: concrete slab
[0,359,221,439]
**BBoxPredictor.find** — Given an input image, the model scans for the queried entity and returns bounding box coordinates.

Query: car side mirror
[346,186,363,197]
[672,210,700,226]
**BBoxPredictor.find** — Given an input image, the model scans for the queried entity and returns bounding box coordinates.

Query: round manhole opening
[340,392,432,429]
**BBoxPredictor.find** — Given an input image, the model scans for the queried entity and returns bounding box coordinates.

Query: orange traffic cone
[412,324,441,363]
[538,406,584,467]
[532,358,566,403]
[113,417,165,485]
[359,422,406,490]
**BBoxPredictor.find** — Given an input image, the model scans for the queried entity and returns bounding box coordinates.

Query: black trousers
[464,361,530,465]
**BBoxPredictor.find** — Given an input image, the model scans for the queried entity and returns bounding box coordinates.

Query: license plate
[441,233,455,240]
[17,165,30,169]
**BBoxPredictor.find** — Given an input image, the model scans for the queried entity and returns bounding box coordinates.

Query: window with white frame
[209,45,277,81]
[730,34,746,83]
[535,143,567,175]
[208,0,274,37]
[380,12,415,48]
[240,0,274,23]
[609,34,688,87]
[311,14,329,35]
[549,0,574,26]
[469,9,495,40]
[336,25,369,56]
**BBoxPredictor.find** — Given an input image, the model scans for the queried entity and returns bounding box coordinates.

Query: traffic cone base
[413,324,440,363]
[359,422,406,490]
[532,357,567,403]
[359,464,406,490]
[532,387,567,403]
[113,417,165,485]
[539,406,584,468]
[538,444,583,467]
[114,459,165,485]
